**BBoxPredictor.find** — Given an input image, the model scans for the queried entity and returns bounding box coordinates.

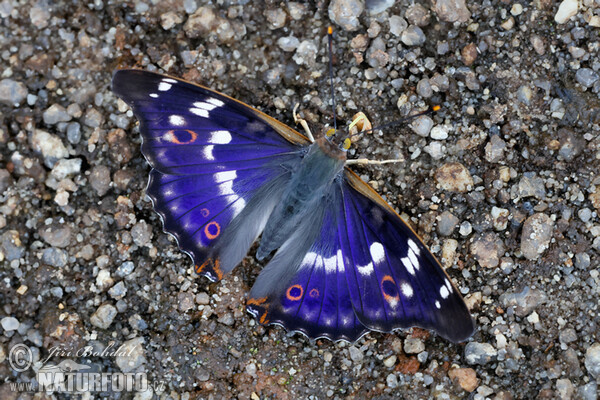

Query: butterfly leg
[293,103,315,142]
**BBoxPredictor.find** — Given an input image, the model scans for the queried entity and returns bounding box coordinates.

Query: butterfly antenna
[327,26,337,131]
[348,105,441,139]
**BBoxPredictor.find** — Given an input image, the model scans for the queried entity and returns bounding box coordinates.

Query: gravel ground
[1,0,600,399]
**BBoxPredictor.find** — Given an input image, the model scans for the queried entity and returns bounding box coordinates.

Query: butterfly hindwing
[247,171,474,343]
[247,184,368,341]
[112,70,308,281]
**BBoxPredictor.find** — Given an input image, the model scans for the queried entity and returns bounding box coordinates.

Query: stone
[404,338,425,354]
[464,342,497,365]
[520,213,554,260]
[30,130,69,168]
[555,0,578,24]
[90,304,117,329]
[89,165,111,196]
[448,367,478,392]
[329,0,364,31]
[433,0,471,23]
[500,286,547,317]
[471,232,505,268]
[435,162,474,192]
[43,104,71,125]
[585,343,600,379]
[401,25,426,46]
[0,79,28,105]
[1,316,20,331]
[115,337,146,373]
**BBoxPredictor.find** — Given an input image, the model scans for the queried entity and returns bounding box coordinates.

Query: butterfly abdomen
[256,140,345,260]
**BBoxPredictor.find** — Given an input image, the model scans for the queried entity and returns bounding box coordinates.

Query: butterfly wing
[340,169,475,342]
[112,69,310,281]
[247,169,474,343]
[247,183,369,341]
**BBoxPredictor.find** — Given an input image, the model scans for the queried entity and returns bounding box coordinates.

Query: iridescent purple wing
[247,185,368,341]
[112,70,309,281]
[247,170,474,343]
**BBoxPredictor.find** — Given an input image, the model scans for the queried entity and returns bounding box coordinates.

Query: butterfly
[111,69,475,343]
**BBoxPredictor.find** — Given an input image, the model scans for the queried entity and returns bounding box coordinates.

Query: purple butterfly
[112,69,475,343]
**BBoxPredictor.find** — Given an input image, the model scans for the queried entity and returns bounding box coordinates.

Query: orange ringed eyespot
[200,208,209,217]
[286,284,303,301]
[309,288,319,298]
[169,129,198,144]
[204,221,220,240]
[381,275,400,302]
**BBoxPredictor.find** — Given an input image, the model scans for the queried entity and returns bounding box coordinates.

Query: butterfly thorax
[255,137,346,260]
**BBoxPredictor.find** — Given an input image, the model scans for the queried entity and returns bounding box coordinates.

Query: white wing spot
[190,108,209,118]
[169,115,185,126]
[357,262,374,277]
[202,145,214,160]
[158,82,172,91]
[163,78,177,84]
[369,242,385,264]
[401,282,413,298]
[408,248,420,271]
[207,98,225,107]
[323,253,337,274]
[401,256,416,276]
[231,197,246,217]
[435,300,441,309]
[336,249,344,273]
[210,130,232,144]
[214,170,237,182]
[445,278,453,292]
[408,238,420,255]
[440,285,450,299]
[149,93,158,98]
[193,101,218,111]
[301,252,318,268]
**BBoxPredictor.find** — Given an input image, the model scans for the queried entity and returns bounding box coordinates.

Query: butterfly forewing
[112,70,306,281]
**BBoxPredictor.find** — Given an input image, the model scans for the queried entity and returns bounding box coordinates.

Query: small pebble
[520,213,554,260]
[30,130,69,168]
[401,25,426,46]
[389,15,407,36]
[89,165,111,196]
[293,40,318,66]
[554,0,578,24]
[1,316,20,331]
[585,343,600,379]
[433,0,471,23]
[404,337,425,354]
[108,281,127,300]
[264,8,286,30]
[435,162,474,192]
[500,286,547,317]
[90,304,118,329]
[115,337,146,372]
[575,68,599,88]
[383,355,397,368]
[448,367,479,392]
[430,125,448,140]
[0,79,28,105]
[43,104,72,125]
[410,115,434,137]
[349,346,364,362]
[328,0,364,31]
[471,232,505,268]
[465,342,497,365]
[277,36,299,52]
[438,211,459,236]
